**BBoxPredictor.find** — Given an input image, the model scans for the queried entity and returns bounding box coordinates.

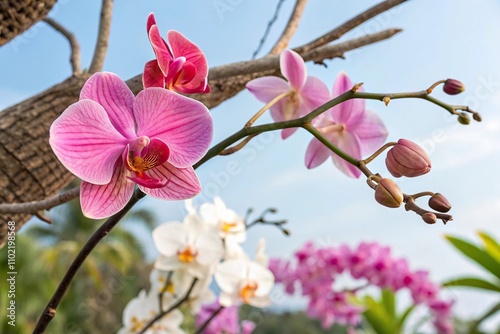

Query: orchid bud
[458,112,470,125]
[428,193,451,213]
[473,112,482,122]
[443,79,465,95]
[422,212,437,225]
[375,178,403,208]
[385,139,431,178]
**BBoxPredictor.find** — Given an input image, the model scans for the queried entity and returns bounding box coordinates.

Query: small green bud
[374,178,404,208]
[457,112,470,125]
[473,113,482,122]
[428,193,451,213]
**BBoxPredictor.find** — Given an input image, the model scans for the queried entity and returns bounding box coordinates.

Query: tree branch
[43,18,81,74]
[294,0,407,54]
[88,0,113,73]
[0,186,79,214]
[269,0,308,56]
[252,0,286,59]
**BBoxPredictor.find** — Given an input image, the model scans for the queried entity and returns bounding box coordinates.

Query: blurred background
[1,0,499,332]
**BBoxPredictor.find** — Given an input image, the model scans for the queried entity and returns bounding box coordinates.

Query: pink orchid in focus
[50,72,213,219]
[143,13,210,94]
[246,49,330,139]
[305,72,388,178]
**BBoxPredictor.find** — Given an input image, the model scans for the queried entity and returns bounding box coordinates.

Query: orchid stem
[362,142,397,165]
[245,90,292,128]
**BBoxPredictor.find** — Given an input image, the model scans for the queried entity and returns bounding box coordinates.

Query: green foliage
[0,198,154,333]
[362,289,415,334]
[443,231,500,333]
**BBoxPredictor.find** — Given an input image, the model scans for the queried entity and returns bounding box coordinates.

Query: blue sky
[1,0,499,330]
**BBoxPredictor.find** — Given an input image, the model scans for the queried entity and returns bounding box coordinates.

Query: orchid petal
[331,72,365,125]
[139,163,201,200]
[215,260,247,293]
[248,262,275,295]
[330,131,363,178]
[143,60,165,88]
[351,109,388,155]
[135,88,212,167]
[195,234,223,266]
[305,138,331,169]
[281,127,299,140]
[153,222,187,256]
[148,25,173,75]
[300,76,331,116]
[80,161,135,219]
[49,99,128,184]
[175,61,197,86]
[280,49,306,90]
[246,76,290,103]
[80,72,136,139]
[167,30,208,90]
[146,12,156,33]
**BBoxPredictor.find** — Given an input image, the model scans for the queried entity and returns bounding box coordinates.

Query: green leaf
[478,231,500,262]
[443,277,500,293]
[396,304,416,332]
[445,235,500,279]
[381,289,396,319]
[363,295,395,334]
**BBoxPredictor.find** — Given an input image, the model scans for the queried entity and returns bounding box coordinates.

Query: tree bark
[0,0,57,46]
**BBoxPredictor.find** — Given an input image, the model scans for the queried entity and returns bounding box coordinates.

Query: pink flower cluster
[269,242,453,333]
[196,300,255,334]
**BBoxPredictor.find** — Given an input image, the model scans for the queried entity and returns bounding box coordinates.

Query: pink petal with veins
[148,25,173,75]
[139,163,201,199]
[80,72,136,139]
[134,88,212,168]
[330,131,363,178]
[143,60,166,88]
[49,99,128,185]
[168,30,209,91]
[80,161,135,219]
[351,109,388,155]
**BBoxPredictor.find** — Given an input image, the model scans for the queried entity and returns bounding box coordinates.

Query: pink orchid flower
[143,13,210,94]
[246,49,330,139]
[49,72,213,219]
[305,72,388,178]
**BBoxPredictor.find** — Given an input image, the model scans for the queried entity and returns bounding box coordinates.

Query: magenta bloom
[50,72,212,219]
[305,72,388,178]
[246,49,330,139]
[143,13,210,94]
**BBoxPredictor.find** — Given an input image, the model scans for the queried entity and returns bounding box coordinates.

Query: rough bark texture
[0,0,57,46]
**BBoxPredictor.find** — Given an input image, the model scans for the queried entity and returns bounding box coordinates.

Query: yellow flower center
[221,221,237,233]
[177,246,197,263]
[239,281,258,304]
[127,154,160,176]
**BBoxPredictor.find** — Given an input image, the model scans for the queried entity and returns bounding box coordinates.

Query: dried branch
[269,0,308,55]
[0,186,79,214]
[89,0,114,73]
[252,0,286,59]
[294,0,407,54]
[43,18,81,74]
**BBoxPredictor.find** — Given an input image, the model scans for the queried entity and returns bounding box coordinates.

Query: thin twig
[218,134,258,156]
[252,0,287,59]
[0,187,80,214]
[208,28,402,81]
[32,188,146,333]
[269,0,308,55]
[43,18,81,74]
[138,279,198,334]
[195,305,224,334]
[89,0,114,73]
[294,0,407,54]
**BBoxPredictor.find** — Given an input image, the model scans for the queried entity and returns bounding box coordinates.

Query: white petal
[215,259,248,294]
[152,222,187,256]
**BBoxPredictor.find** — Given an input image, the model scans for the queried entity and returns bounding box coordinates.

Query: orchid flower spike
[305,72,388,178]
[143,13,210,94]
[246,49,330,139]
[50,72,213,219]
